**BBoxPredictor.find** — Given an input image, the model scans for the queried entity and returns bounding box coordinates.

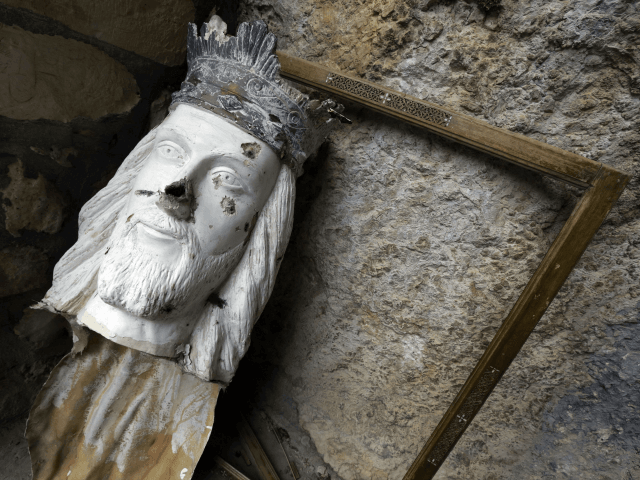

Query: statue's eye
[156,142,184,161]
[212,169,244,191]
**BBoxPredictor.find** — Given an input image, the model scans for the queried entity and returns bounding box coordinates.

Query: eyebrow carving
[156,124,191,141]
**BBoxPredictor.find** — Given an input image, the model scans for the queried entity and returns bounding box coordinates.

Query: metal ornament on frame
[276,52,630,479]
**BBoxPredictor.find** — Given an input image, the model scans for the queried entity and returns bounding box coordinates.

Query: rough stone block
[0,24,139,122]
[14,308,68,349]
[0,245,49,297]
[1,160,68,237]
[0,0,195,65]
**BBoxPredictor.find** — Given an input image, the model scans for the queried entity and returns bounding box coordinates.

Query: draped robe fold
[27,333,220,480]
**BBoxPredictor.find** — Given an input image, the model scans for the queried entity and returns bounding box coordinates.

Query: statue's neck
[78,294,197,358]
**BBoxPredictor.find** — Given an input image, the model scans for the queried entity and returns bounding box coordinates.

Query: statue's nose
[156,178,193,220]
[165,180,187,198]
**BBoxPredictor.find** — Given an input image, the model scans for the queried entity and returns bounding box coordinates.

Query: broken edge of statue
[28,17,342,480]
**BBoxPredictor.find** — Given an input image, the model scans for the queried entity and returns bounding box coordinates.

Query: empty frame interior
[277,52,630,479]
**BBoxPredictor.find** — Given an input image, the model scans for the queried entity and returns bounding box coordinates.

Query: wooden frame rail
[276,52,631,479]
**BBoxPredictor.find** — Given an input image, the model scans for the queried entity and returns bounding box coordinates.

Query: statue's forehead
[158,105,259,150]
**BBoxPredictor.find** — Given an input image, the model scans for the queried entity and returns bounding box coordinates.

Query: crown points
[173,16,342,176]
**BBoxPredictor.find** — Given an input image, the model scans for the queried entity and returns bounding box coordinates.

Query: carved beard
[97,208,245,318]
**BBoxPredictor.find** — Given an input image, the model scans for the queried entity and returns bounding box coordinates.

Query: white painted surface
[77,105,281,358]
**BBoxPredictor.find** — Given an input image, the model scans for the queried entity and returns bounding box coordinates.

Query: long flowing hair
[38,127,296,384]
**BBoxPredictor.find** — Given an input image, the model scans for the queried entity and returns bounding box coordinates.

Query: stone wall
[228,0,640,479]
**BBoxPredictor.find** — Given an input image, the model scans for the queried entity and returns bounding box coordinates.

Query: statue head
[37,18,341,384]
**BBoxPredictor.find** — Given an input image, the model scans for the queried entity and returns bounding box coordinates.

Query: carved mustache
[124,206,194,243]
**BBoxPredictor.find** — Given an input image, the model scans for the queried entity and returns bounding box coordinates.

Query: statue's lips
[137,222,185,241]
[134,222,184,265]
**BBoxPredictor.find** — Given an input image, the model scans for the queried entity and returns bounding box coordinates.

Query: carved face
[96,104,281,321]
[43,16,336,374]
[132,104,281,258]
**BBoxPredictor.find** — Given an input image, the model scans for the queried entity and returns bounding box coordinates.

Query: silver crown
[171,18,343,175]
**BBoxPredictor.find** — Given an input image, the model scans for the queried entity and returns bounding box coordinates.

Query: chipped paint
[241,142,261,162]
[27,334,219,480]
[220,196,236,215]
[135,190,155,197]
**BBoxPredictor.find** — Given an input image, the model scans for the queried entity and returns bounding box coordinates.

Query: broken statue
[27,17,342,480]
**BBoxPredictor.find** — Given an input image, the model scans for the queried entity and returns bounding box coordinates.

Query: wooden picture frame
[276,53,631,479]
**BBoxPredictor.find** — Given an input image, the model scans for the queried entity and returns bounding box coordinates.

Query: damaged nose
[156,178,194,220]
[165,180,187,198]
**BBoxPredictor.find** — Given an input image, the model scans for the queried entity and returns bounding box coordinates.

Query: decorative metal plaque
[326,73,452,127]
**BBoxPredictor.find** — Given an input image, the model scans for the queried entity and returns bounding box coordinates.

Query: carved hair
[38,130,158,317]
[185,164,295,383]
[38,127,295,384]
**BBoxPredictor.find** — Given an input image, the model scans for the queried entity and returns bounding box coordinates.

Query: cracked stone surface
[0,24,140,122]
[231,0,640,478]
[0,0,195,65]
